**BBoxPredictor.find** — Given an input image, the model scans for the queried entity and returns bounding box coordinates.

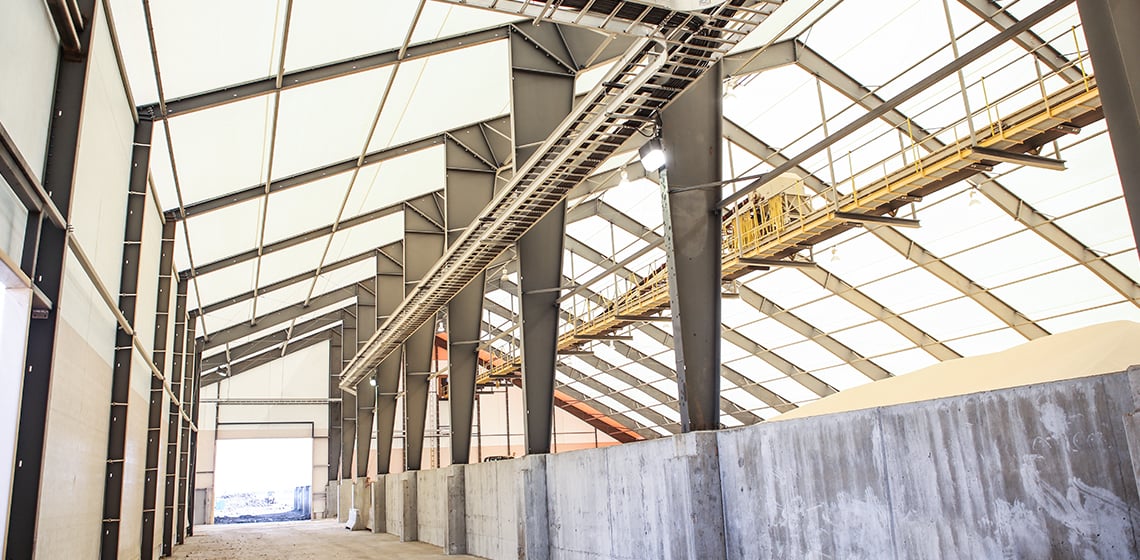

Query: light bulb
[619,167,630,187]
[369,377,377,387]
[830,246,840,263]
[500,266,509,282]
[968,188,982,208]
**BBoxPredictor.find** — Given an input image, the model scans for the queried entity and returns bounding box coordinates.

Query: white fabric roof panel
[101,0,1140,438]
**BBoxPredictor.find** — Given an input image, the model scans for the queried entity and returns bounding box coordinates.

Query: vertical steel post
[5,1,96,556]
[100,116,154,558]
[510,28,575,455]
[340,308,357,482]
[444,138,496,464]
[660,63,723,431]
[327,325,343,484]
[142,218,176,559]
[374,245,403,474]
[185,344,203,536]
[1076,0,1140,250]
[162,282,188,554]
[403,195,446,470]
[175,323,196,543]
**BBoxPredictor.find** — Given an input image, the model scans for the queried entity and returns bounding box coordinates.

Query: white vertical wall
[0,0,58,183]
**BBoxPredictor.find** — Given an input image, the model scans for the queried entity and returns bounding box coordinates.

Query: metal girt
[7,0,94,554]
[445,134,496,465]
[177,117,508,220]
[721,0,1077,208]
[1077,0,1140,254]
[958,0,1085,83]
[872,226,1049,339]
[101,117,153,559]
[142,221,175,560]
[203,286,355,348]
[140,25,513,117]
[736,285,892,382]
[184,203,403,278]
[340,0,780,390]
[403,194,446,470]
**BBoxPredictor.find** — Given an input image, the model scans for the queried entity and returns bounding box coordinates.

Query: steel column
[141,220,176,559]
[100,117,154,558]
[511,28,575,455]
[374,245,403,474]
[444,137,497,464]
[1076,0,1140,251]
[327,325,343,486]
[661,63,723,431]
[403,195,446,470]
[175,322,196,543]
[354,282,377,479]
[162,282,188,555]
[340,308,357,482]
[5,1,95,556]
[185,345,203,536]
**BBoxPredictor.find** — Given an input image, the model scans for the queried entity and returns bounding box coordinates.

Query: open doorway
[213,438,312,524]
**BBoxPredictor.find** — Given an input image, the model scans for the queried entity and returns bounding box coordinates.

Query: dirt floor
[171,519,478,559]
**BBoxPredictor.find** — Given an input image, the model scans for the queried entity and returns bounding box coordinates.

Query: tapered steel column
[175,324,196,543]
[403,195,446,470]
[1076,0,1140,249]
[341,308,357,482]
[374,244,404,474]
[355,281,377,478]
[661,63,723,431]
[327,325,343,482]
[510,28,575,455]
[445,137,496,464]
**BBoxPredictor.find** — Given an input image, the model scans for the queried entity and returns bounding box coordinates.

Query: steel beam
[661,62,723,431]
[215,329,331,381]
[140,26,513,117]
[374,243,403,475]
[200,310,342,372]
[203,286,355,349]
[195,250,373,316]
[958,0,1084,83]
[354,282,376,479]
[178,117,508,220]
[141,220,175,560]
[512,27,576,455]
[1077,0,1140,253]
[184,202,402,278]
[403,194,446,470]
[101,117,153,559]
[444,136,496,465]
[6,0,95,554]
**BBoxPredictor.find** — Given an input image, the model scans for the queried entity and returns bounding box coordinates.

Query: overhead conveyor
[473,71,1104,386]
[339,0,784,391]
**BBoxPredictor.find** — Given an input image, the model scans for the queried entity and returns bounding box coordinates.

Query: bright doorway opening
[213,438,312,524]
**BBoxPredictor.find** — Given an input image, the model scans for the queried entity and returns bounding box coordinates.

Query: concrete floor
[171,519,478,559]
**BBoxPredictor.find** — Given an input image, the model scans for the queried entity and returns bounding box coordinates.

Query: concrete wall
[407,368,1140,560]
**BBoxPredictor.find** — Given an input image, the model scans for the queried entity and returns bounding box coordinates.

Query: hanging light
[500,265,509,282]
[369,377,377,387]
[830,246,840,263]
[619,167,630,187]
[968,187,982,208]
[639,137,666,172]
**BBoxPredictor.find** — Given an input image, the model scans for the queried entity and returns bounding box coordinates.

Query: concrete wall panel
[463,460,520,560]
[417,468,446,547]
